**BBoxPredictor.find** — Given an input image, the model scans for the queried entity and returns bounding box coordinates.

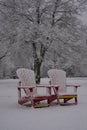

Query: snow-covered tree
[0,0,87,82]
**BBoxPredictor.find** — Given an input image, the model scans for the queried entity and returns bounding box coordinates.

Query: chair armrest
[66,85,80,93]
[36,85,53,87]
[36,85,59,96]
[66,85,80,87]
[36,85,52,95]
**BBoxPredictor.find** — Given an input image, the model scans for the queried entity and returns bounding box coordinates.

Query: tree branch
[0,50,8,60]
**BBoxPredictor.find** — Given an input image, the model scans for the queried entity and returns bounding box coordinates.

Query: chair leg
[31,99,35,107]
[64,99,66,103]
[47,99,50,105]
[75,97,78,104]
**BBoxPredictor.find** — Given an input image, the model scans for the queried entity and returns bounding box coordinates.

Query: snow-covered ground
[0,78,87,130]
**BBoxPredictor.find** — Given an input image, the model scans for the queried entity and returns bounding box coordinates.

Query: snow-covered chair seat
[48,69,80,105]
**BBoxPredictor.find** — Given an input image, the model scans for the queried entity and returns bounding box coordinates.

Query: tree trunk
[34,58,42,84]
[32,39,46,84]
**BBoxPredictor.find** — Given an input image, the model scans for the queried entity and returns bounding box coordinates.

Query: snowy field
[0,78,87,130]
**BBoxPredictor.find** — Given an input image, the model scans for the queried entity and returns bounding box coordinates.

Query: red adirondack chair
[16,68,54,108]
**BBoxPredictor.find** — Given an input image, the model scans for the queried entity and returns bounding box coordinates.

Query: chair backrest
[48,69,67,93]
[16,68,36,87]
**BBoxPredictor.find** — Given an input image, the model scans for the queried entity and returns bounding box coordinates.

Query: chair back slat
[48,69,67,93]
[16,68,36,87]
[16,68,36,97]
